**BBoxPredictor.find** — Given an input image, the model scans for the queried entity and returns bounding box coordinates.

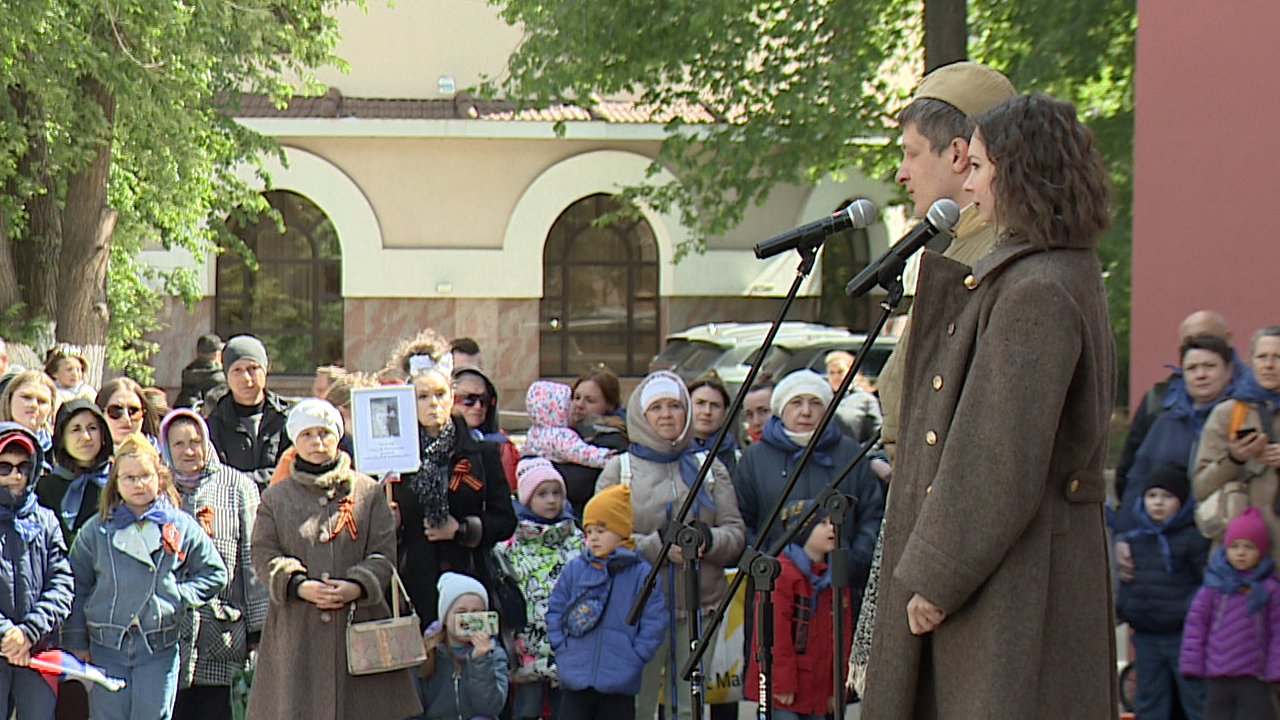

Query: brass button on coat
[947,323,956,336]
[926,431,938,445]
[1069,479,1081,493]
[932,375,944,391]
[926,485,933,494]
[964,274,978,290]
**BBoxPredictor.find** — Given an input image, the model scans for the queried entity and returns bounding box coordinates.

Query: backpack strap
[619,452,632,488]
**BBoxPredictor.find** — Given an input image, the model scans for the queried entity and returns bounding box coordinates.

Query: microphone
[844,198,960,297]
[753,198,877,259]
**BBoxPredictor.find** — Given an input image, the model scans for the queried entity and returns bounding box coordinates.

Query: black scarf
[406,421,456,527]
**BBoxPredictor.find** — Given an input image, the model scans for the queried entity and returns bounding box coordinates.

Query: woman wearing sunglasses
[96,377,158,448]
[453,365,520,492]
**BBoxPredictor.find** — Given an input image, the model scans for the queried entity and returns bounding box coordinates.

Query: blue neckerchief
[0,489,42,542]
[108,495,179,532]
[627,442,716,512]
[689,432,739,475]
[1124,498,1195,572]
[1204,546,1275,615]
[781,542,833,610]
[760,415,842,468]
[1232,370,1280,420]
[59,464,110,528]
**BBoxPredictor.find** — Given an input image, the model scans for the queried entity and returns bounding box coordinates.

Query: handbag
[199,600,248,664]
[345,568,428,676]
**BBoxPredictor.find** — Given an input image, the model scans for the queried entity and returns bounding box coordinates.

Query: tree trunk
[4,86,61,351]
[58,77,116,386]
[924,0,968,72]
[0,215,21,315]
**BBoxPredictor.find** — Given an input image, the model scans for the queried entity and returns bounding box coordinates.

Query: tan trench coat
[246,456,422,720]
[863,240,1118,720]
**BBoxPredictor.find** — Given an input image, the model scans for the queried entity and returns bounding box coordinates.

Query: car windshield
[740,346,794,378]
[652,340,727,376]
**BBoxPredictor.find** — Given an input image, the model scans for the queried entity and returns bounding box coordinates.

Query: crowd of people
[0,59,1260,720]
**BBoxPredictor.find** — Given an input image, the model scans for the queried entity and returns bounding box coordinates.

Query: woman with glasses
[391,331,516,630]
[96,377,157,448]
[0,371,57,459]
[453,365,520,492]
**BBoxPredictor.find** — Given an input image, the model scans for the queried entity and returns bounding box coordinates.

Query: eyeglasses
[105,405,145,421]
[118,474,157,486]
[457,394,489,408]
[0,462,31,477]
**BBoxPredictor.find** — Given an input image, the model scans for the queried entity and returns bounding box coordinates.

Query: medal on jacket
[196,506,215,537]
[162,523,186,561]
[449,459,483,492]
[329,496,358,541]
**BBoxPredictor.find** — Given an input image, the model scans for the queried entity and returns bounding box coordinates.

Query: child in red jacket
[745,500,851,720]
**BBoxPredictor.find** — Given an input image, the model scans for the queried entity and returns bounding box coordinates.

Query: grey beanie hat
[222,335,269,373]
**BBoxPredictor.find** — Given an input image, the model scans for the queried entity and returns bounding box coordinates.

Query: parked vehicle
[649,322,896,399]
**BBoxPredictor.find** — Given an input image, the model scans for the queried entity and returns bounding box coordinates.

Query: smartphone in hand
[453,611,500,637]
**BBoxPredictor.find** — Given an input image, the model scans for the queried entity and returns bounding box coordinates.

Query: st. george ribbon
[753,198,878,259]
[843,198,960,297]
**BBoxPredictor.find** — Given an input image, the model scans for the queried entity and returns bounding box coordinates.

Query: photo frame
[351,385,420,476]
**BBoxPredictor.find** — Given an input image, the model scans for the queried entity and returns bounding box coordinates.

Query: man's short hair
[196,333,223,357]
[897,98,973,155]
[450,337,481,357]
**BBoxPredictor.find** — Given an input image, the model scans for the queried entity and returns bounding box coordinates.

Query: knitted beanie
[221,335,269,373]
[516,457,566,507]
[436,571,488,622]
[286,398,344,443]
[1225,506,1271,558]
[771,370,834,417]
[780,498,829,545]
[1142,462,1190,507]
[639,374,684,412]
[583,483,633,539]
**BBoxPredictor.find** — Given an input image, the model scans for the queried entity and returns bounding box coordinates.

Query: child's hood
[0,421,44,495]
[525,381,571,429]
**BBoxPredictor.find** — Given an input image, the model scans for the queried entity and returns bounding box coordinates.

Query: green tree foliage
[484,0,1135,397]
[0,0,356,382]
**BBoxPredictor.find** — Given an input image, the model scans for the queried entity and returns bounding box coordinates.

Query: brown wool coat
[246,455,422,720]
[862,240,1118,720]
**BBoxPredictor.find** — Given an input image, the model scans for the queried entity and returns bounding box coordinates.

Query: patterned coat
[863,241,1117,720]
[246,454,421,720]
[495,503,584,682]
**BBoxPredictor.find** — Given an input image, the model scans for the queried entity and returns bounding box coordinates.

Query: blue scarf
[0,490,42,542]
[58,464,110,528]
[108,495,179,532]
[628,442,716,512]
[781,542,833,611]
[689,432,740,475]
[1203,546,1275,615]
[1124,497,1195,572]
[760,415,843,468]
[1232,371,1280,421]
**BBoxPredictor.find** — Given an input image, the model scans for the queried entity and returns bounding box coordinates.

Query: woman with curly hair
[862,93,1117,719]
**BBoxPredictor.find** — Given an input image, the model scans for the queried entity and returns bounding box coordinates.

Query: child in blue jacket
[547,483,666,720]
[1116,462,1209,720]
[64,435,226,720]
[415,572,510,720]
[0,423,74,720]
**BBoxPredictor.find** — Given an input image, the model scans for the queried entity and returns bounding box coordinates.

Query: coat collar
[290,452,357,499]
[968,238,1044,287]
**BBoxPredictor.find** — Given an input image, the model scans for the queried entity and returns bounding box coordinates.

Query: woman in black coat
[392,356,517,628]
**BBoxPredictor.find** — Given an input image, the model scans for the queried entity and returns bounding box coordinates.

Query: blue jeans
[0,659,57,720]
[89,628,180,720]
[1133,631,1204,720]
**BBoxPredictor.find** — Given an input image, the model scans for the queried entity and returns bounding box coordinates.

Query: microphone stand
[682,255,910,718]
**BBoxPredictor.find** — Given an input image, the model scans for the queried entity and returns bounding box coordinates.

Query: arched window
[819,199,874,330]
[540,193,660,376]
[216,190,344,375]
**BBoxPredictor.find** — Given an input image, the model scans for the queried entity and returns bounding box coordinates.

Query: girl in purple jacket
[1180,506,1280,719]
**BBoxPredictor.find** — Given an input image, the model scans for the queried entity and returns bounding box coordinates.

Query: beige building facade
[144,0,897,402]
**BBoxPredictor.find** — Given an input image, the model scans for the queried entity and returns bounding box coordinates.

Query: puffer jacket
[1116,500,1209,633]
[416,628,510,720]
[0,423,74,653]
[547,546,667,695]
[494,502,583,682]
[1180,549,1280,680]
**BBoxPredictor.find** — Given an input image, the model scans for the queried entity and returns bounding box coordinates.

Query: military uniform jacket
[863,239,1118,720]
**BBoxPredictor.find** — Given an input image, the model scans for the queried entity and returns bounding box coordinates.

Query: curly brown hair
[974,93,1112,247]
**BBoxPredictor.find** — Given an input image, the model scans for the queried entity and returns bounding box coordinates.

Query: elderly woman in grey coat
[595,370,745,720]
[247,399,420,720]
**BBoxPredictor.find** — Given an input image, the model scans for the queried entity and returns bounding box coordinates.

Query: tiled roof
[220,88,715,124]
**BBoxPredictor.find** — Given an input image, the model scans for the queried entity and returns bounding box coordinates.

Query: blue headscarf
[760,414,843,468]
[1203,545,1275,615]
[1123,494,1196,572]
